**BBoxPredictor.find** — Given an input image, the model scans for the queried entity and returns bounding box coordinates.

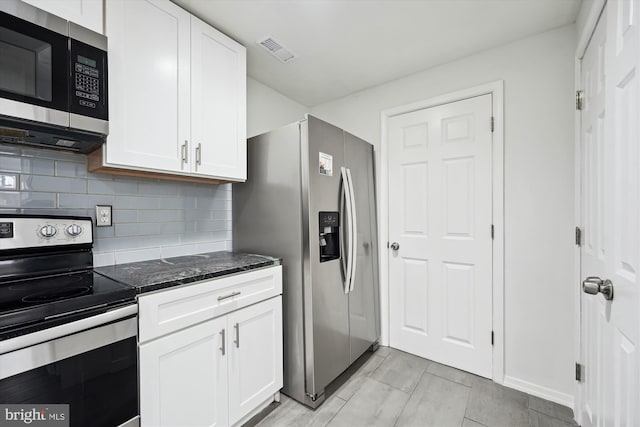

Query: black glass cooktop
[0,271,136,340]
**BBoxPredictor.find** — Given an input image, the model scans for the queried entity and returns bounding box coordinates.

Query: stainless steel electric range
[0,214,139,427]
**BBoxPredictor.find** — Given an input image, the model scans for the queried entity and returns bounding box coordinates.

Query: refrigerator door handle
[340,167,353,294]
[345,168,358,293]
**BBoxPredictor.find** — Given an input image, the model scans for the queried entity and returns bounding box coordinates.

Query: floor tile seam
[461,417,489,427]
[366,374,414,396]
[390,369,428,427]
[426,370,473,389]
[463,413,488,427]
[321,396,348,427]
[461,376,475,426]
[528,407,576,425]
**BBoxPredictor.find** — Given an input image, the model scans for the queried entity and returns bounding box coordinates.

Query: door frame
[379,80,505,383]
[573,0,606,424]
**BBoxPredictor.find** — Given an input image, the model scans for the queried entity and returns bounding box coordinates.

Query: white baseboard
[503,375,574,408]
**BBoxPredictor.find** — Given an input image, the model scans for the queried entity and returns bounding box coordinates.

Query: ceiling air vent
[257,36,296,63]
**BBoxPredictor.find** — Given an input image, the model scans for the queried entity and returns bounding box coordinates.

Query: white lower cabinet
[138,266,283,427]
[228,297,283,425]
[140,317,228,427]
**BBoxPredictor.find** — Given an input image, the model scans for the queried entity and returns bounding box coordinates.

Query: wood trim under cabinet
[87,147,238,184]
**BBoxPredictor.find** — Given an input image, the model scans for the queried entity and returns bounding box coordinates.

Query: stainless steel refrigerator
[233,115,380,408]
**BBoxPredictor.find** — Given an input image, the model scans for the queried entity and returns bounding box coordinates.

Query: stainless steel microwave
[0,0,108,153]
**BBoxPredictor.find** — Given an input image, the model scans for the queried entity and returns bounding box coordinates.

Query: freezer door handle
[340,167,353,294]
[345,167,357,293]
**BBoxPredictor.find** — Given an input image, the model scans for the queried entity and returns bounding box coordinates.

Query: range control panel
[0,216,93,250]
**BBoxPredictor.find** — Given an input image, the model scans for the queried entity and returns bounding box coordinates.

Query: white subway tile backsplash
[140,209,183,222]
[19,192,58,208]
[88,179,138,195]
[0,156,55,175]
[93,252,116,267]
[114,195,159,209]
[138,181,180,196]
[196,241,227,253]
[160,243,200,259]
[113,209,138,223]
[115,222,160,237]
[0,146,232,265]
[55,161,88,178]
[114,247,162,264]
[159,196,197,210]
[58,193,115,209]
[21,175,87,193]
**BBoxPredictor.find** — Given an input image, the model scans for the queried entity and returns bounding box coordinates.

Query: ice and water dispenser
[319,211,340,262]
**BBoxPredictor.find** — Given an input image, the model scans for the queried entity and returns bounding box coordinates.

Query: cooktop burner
[0,214,136,340]
[0,271,135,339]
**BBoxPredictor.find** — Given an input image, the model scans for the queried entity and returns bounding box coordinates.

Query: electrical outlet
[96,205,112,227]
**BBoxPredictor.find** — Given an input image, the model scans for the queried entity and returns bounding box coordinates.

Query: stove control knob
[39,225,57,238]
[66,224,83,237]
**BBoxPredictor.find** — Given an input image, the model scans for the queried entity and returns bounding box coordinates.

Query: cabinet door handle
[181,140,188,168]
[217,291,241,301]
[195,143,202,169]
[220,328,226,355]
[234,322,240,348]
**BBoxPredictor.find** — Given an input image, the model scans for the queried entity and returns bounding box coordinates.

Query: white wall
[247,77,308,138]
[311,25,577,404]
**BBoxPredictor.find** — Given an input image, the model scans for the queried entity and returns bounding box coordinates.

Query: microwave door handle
[346,168,357,293]
[340,167,352,294]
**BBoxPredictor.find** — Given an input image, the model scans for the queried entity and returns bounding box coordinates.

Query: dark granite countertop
[95,251,281,294]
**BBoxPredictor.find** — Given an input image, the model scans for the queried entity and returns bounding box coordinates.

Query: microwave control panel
[69,39,108,121]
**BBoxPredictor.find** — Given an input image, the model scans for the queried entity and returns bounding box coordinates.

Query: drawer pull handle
[220,328,226,355]
[217,291,241,301]
[234,322,240,348]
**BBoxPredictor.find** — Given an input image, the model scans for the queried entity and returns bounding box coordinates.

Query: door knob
[582,276,614,300]
[390,242,400,251]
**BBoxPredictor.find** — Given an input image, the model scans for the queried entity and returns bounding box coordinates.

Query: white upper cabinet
[22,0,104,34]
[105,0,190,173]
[191,15,246,180]
[96,0,247,183]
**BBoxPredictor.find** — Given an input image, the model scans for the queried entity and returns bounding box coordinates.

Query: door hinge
[575,362,582,382]
[576,90,584,111]
[490,116,494,132]
[491,331,494,345]
[491,224,495,240]
[575,226,582,246]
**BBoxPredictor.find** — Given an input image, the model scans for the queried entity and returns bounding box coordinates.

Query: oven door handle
[0,304,137,379]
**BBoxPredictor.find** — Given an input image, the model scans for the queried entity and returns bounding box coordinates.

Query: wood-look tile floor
[254,347,578,427]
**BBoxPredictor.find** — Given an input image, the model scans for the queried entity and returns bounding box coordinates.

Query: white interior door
[579,2,640,426]
[388,94,493,378]
[579,7,607,426]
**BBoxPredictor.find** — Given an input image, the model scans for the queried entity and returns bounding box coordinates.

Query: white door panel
[388,94,493,378]
[579,3,640,426]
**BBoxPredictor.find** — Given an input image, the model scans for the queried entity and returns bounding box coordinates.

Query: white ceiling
[173,0,582,107]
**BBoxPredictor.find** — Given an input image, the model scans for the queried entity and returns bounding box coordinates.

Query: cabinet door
[191,15,246,181]
[105,0,190,173]
[22,0,103,34]
[140,317,228,427]
[227,297,283,425]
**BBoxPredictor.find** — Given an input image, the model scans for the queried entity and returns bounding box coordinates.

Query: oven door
[0,3,70,127]
[0,305,139,427]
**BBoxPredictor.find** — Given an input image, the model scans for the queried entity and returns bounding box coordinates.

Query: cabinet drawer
[139,266,282,343]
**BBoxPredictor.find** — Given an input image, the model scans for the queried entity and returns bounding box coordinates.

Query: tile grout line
[529,407,577,425]
[321,396,348,427]
[390,368,429,427]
